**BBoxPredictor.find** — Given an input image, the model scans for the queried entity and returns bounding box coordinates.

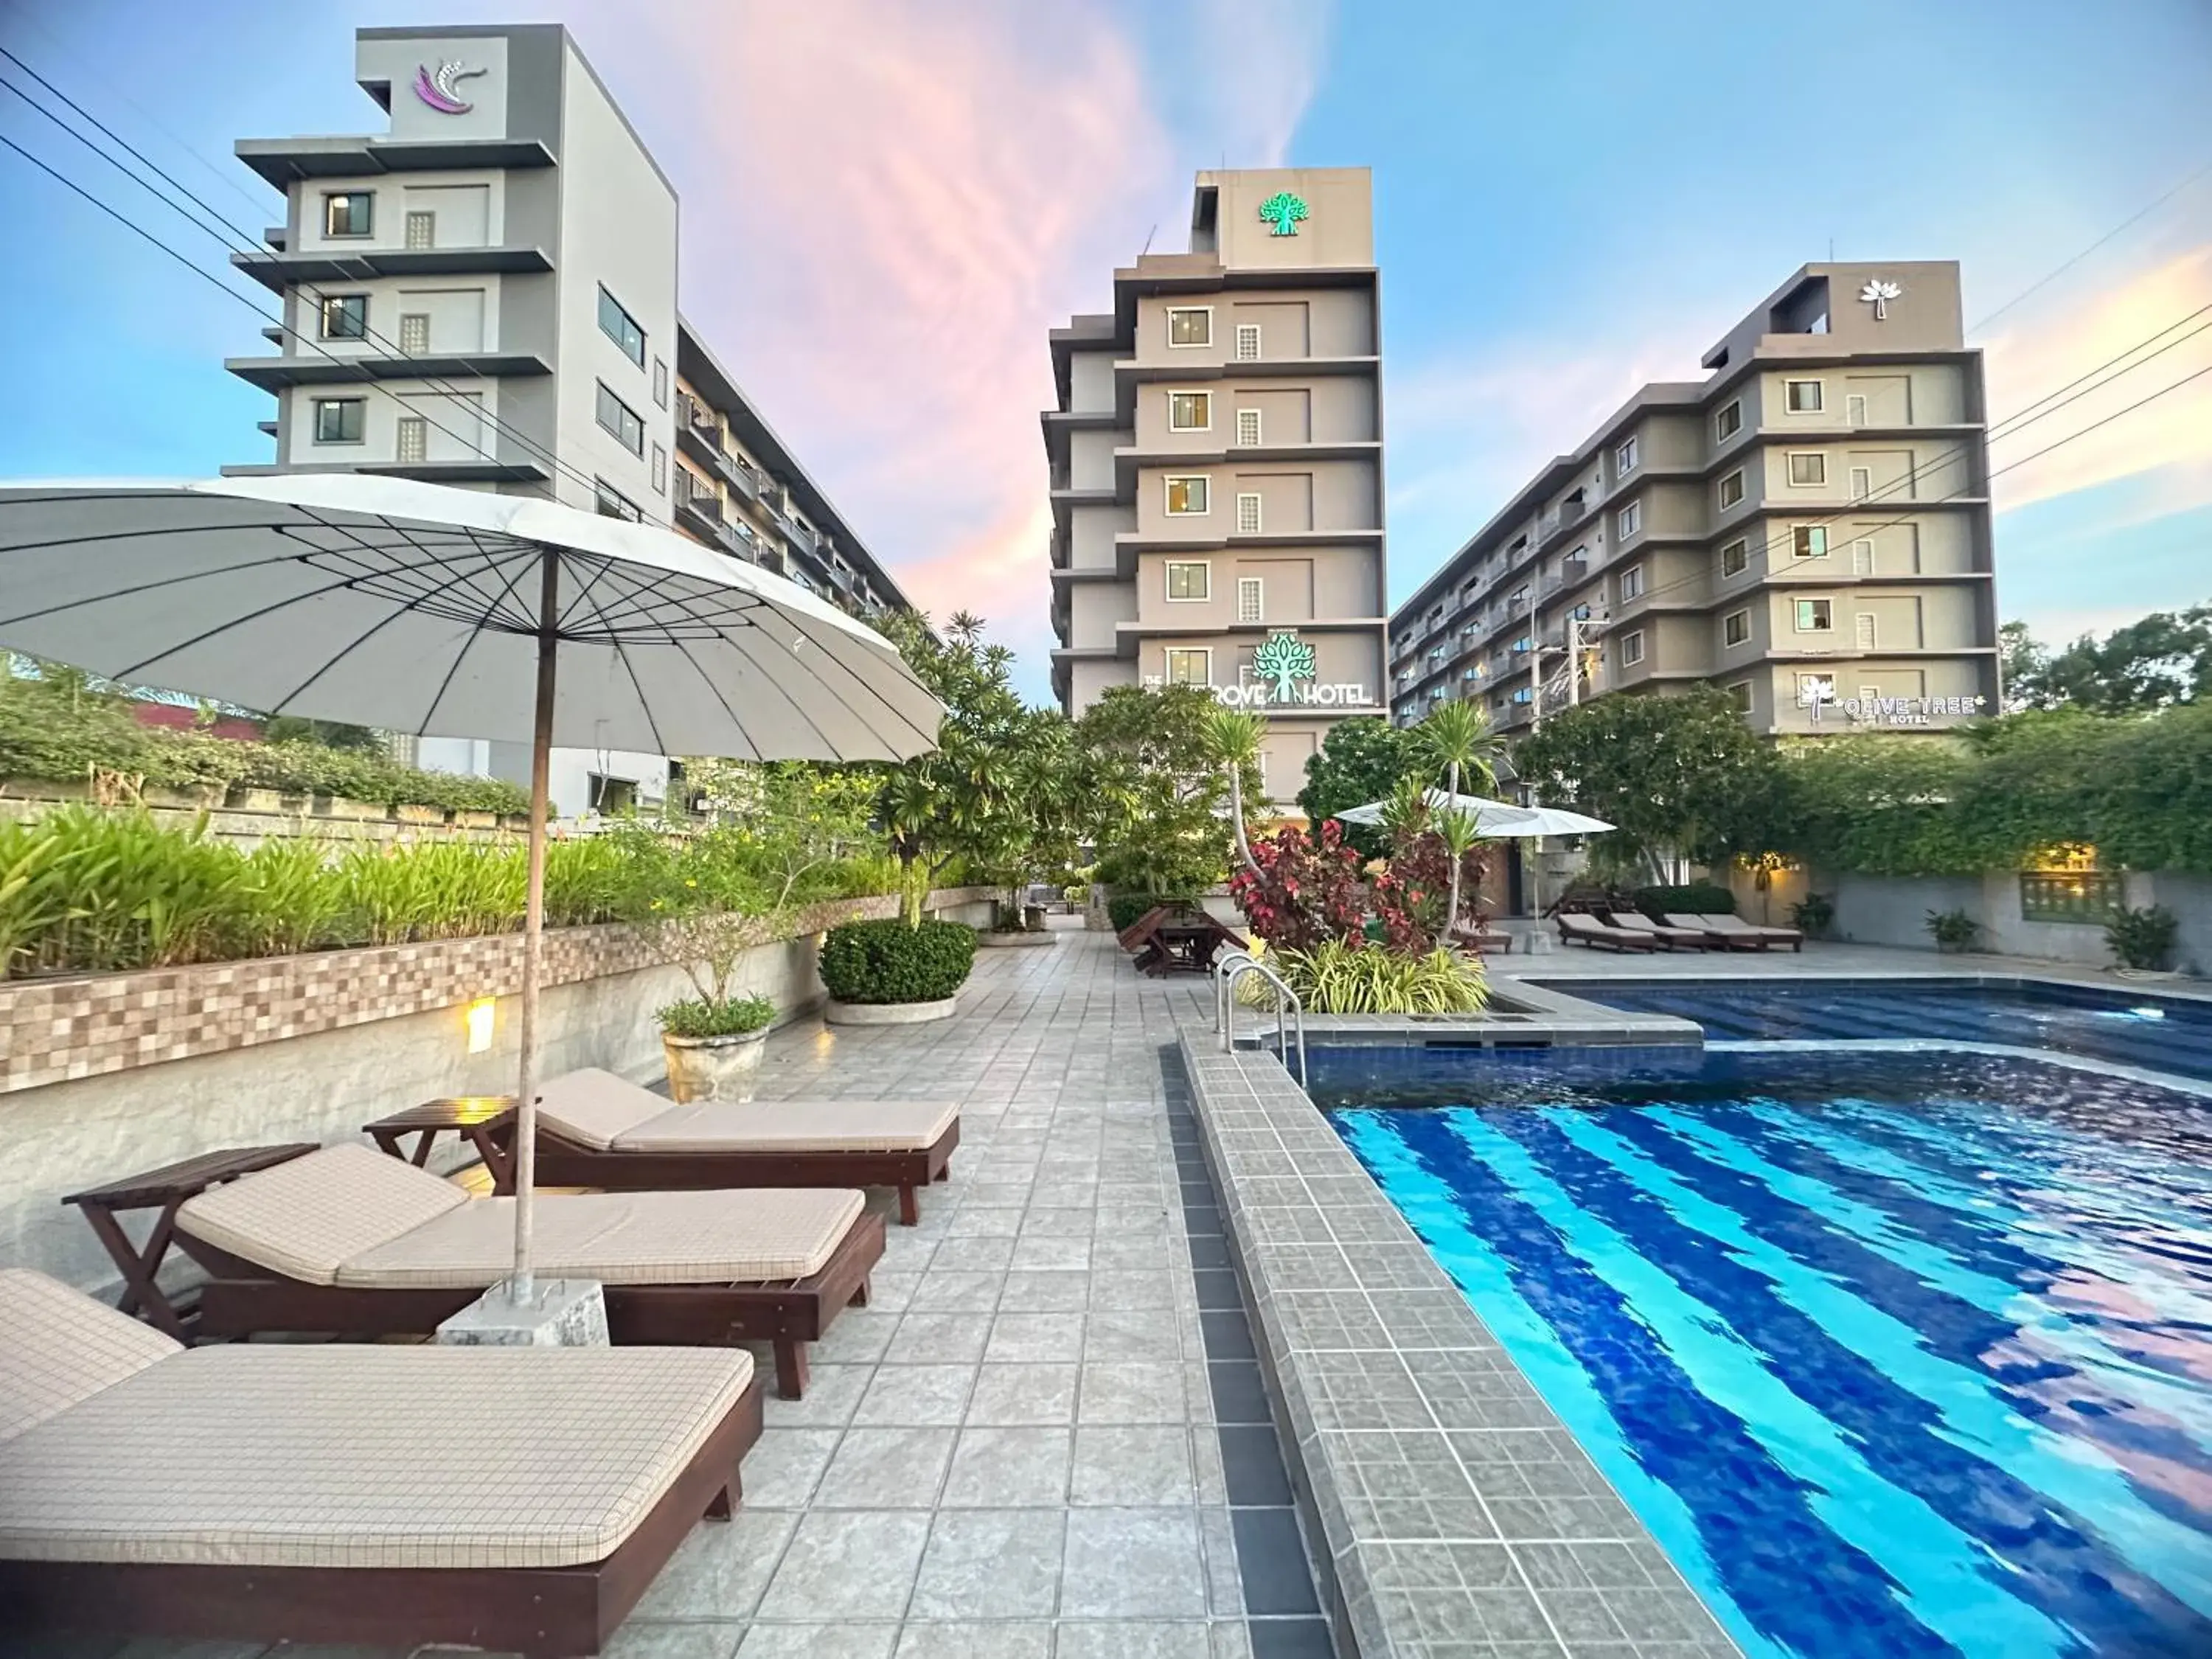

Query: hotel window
[1797,672,1837,706]
[1235,322,1262,361]
[653,358,670,410]
[1849,465,1871,500]
[323,191,372,238]
[1715,400,1742,441]
[1615,434,1639,475]
[404,210,435,251]
[1793,524,1829,558]
[1164,475,1209,515]
[1851,539,1875,575]
[1723,609,1751,647]
[1618,564,1644,602]
[311,397,364,444]
[1168,391,1212,431]
[1795,597,1834,633]
[594,479,642,522]
[397,312,430,355]
[1719,470,1745,509]
[1787,452,1827,487]
[1164,647,1211,686]
[1615,500,1641,538]
[1237,493,1262,535]
[595,382,645,456]
[1166,307,1211,347]
[1786,378,1825,413]
[598,286,647,368]
[1236,408,1262,447]
[1238,576,1264,623]
[1164,561,1210,601]
[1846,392,1869,425]
[394,417,426,465]
[1720,537,1749,577]
[1620,630,1646,667]
[1727,681,1753,713]
[650,442,667,495]
[318,293,368,340]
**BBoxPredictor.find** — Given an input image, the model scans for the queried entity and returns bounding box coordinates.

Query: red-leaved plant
[1226,821,1367,951]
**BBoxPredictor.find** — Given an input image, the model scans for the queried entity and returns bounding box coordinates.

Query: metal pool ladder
[1214,950,1308,1089]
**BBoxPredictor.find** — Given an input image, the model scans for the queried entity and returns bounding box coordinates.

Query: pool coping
[1179,1033,1743,1659]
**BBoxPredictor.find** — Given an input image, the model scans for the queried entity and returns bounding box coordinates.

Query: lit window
[1236,493,1262,535]
[1167,307,1211,347]
[1793,525,1829,558]
[1165,561,1209,601]
[1786,379,1824,413]
[1716,400,1742,441]
[1795,598,1834,632]
[1724,609,1751,647]
[595,383,644,456]
[1788,452,1827,487]
[1165,476,1210,515]
[312,397,364,443]
[1616,500,1641,538]
[1620,630,1646,667]
[1618,565,1644,602]
[1164,647,1211,685]
[1615,434,1639,475]
[318,293,368,340]
[323,192,373,238]
[598,287,647,368]
[1168,391,1211,431]
[1720,537,1749,576]
[1718,470,1745,509]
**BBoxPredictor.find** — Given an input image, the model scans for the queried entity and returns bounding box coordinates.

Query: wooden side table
[364,1096,518,1192]
[63,1144,317,1341]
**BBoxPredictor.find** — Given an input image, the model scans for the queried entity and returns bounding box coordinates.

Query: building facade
[1390,262,1998,739]
[226,23,909,813]
[1046,168,1391,808]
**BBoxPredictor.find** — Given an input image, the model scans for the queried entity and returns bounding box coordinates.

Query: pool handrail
[1214,950,1308,1089]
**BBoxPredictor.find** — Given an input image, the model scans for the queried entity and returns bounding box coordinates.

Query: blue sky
[2,0,2208,702]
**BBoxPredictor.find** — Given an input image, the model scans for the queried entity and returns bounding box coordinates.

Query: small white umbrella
[0,474,943,1302]
[1333,787,1613,838]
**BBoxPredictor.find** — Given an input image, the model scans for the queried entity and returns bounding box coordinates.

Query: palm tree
[1431,807,1484,945]
[1201,708,1267,877]
[1411,703,1503,942]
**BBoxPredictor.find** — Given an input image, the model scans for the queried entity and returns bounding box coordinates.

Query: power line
[1970,154,2212,335]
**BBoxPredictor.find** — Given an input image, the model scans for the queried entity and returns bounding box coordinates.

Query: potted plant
[1925,907,1980,953]
[2106,904,2180,978]
[657,992,776,1102]
[821,917,977,1023]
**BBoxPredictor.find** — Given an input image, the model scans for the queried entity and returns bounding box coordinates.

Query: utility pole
[1566,613,1583,706]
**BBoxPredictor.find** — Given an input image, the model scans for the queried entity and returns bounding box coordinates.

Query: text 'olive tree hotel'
[1045,169,1391,809]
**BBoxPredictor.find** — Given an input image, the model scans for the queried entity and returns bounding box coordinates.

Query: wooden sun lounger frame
[1663,912,1804,952]
[69,1144,880,1399]
[0,1377,762,1659]
[1604,913,1717,951]
[1556,913,1660,953]
[366,1098,961,1227]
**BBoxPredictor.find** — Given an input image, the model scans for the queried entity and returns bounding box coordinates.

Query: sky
[1,0,2208,706]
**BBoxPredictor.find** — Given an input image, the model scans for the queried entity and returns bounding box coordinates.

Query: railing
[1214,950,1307,1089]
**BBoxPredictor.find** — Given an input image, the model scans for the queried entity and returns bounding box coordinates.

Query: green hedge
[818,918,977,1004]
[1106,893,1185,933]
[1632,883,1735,918]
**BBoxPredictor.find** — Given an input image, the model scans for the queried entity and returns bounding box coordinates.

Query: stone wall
[2,888,992,1293]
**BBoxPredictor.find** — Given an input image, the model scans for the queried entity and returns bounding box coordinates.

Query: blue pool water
[1529,977,2212,1082]
[1326,1048,2212,1659]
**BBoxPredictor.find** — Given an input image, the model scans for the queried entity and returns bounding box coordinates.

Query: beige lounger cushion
[536,1067,672,1150]
[613,1099,960,1155]
[0,1343,751,1568]
[0,1270,179,1444]
[178,1144,468,1286]
[337,1188,865,1288]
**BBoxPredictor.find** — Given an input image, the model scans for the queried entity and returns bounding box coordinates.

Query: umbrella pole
[511,552,560,1303]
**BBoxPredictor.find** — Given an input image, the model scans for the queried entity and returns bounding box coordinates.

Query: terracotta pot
[661,1027,769,1102]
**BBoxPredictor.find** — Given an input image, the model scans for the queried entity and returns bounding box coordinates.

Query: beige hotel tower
[1045,169,1390,809]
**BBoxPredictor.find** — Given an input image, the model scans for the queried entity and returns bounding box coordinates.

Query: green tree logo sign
[1252,631,1317,700]
[1257,191,1310,237]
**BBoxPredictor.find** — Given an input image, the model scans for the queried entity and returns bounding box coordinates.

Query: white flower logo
[1860,278,1902,321]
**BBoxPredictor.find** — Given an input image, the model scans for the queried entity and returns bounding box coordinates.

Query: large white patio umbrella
[1333,787,1613,838]
[0,475,943,1301]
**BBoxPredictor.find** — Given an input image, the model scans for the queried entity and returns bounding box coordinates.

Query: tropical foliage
[655,992,776,1040]
[1297,717,1415,859]
[1265,939,1489,1015]
[2000,605,2212,714]
[1079,684,1254,900]
[818,917,978,1004]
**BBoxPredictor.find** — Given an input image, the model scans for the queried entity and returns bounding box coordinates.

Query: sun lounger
[0,1267,761,1658]
[1450,921,1513,954]
[119,1143,878,1398]
[1606,911,1715,950]
[1557,912,1660,952]
[370,1070,961,1226]
[1665,911,1804,951]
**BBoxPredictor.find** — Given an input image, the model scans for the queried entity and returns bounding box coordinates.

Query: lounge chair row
[1558,909,1804,952]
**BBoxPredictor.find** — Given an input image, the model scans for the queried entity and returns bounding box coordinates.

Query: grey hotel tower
[1046,169,1391,809]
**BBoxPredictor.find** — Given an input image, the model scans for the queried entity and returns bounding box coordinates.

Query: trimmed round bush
[819,918,977,1005]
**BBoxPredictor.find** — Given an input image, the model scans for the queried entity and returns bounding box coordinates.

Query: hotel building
[1389,262,1998,737]
[225,22,910,812]
[1045,168,1391,807]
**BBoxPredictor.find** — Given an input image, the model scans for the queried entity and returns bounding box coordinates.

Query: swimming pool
[1329,1048,2212,1659]
[1526,977,2212,1082]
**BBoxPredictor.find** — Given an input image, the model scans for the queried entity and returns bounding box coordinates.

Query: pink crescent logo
[413,60,486,115]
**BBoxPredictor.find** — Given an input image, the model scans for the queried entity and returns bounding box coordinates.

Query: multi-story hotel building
[1046,168,1391,807]
[1389,262,1998,738]
[225,23,909,812]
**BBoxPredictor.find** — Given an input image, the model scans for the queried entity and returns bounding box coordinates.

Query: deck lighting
[465,996,497,1054]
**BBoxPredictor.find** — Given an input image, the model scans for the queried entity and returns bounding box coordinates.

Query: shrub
[1266,940,1489,1015]
[1226,821,1368,951]
[1107,893,1190,934]
[1926,908,1980,951]
[1790,892,1836,937]
[818,918,976,1004]
[656,992,776,1039]
[1634,882,1736,919]
[2105,905,2179,972]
